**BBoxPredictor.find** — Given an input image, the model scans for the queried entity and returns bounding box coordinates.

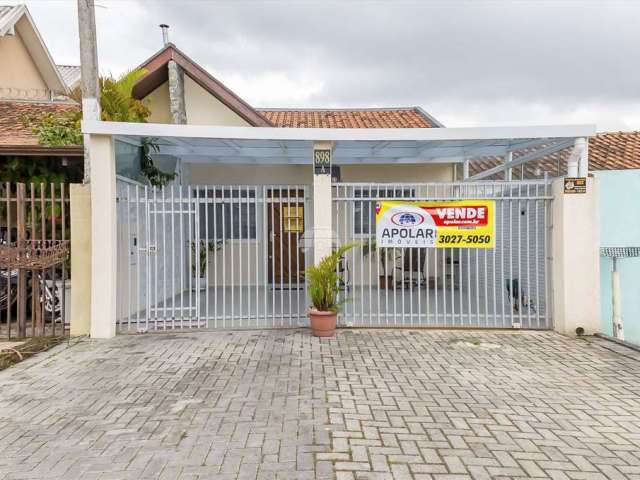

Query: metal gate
[332,181,552,329]
[116,180,311,332]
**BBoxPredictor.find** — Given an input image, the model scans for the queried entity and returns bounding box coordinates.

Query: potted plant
[306,243,357,337]
[191,240,221,290]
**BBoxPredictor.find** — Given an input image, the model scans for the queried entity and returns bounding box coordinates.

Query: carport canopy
[82,121,596,178]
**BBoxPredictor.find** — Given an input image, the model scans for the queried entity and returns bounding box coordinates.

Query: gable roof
[132,43,271,127]
[468,131,640,179]
[0,100,82,155]
[0,4,68,95]
[258,107,439,128]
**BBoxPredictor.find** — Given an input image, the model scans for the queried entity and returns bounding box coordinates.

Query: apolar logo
[391,212,424,227]
[379,210,435,246]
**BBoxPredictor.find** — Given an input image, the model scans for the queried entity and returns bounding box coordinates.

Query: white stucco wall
[552,176,601,336]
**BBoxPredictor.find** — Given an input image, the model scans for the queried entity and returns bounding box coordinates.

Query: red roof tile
[258,108,436,128]
[469,131,640,179]
[0,100,79,146]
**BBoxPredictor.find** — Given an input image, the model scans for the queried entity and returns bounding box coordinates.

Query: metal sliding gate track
[332,181,553,329]
[116,180,311,332]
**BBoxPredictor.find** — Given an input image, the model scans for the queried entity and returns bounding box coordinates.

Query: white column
[70,184,92,336]
[89,134,117,338]
[551,177,601,336]
[313,141,333,264]
[504,151,512,181]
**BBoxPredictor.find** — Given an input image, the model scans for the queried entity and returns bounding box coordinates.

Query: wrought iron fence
[0,183,70,339]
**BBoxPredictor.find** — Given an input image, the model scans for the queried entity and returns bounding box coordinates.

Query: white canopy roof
[83,120,595,166]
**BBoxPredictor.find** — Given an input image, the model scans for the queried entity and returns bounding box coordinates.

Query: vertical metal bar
[30,183,36,337]
[526,184,532,328]
[237,187,242,327]
[204,187,210,327]
[295,187,301,325]
[535,184,540,328]
[287,186,292,326]
[376,185,381,325]
[187,186,193,328]
[367,185,373,326]
[135,185,141,328]
[222,187,227,328]
[161,186,167,329]
[262,187,268,327]
[144,185,151,331]
[491,185,497,327]
[509,193,514,327]
[441,242,447,325]
[51,183,58,335]
[246,186,252,327]
[269,188,275,326]
[518,183,523,327]
[179,184,185,329]
[255,186,260,326]
[16,183,26,338]
[344,185,350,324]
[450,247,455,326]
[61,183,67,335]
[213,187,219,328]
[153,186,159,326]
[170,185,176,327]
[194,187,200,327]
[4,183,11,338]
[278,186,284,326]
[359,189,364,325]
[544,188,550,328]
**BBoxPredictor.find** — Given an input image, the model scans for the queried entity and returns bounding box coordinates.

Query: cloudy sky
[14,0,640,131]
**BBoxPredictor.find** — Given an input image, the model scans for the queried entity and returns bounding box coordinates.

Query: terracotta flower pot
[308,309,337,337]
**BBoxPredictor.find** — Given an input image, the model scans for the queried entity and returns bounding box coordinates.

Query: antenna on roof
[159,24,170,46]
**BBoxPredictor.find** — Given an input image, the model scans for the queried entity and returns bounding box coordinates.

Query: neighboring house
[0,4,82,166]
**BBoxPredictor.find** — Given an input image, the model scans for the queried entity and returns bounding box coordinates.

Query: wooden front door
[268,189,305,286]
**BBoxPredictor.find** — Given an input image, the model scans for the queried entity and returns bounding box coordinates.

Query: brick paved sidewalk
[0,330,639,479]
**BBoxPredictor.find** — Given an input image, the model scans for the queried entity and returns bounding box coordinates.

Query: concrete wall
[0,25,49,100]
[594,169,640,344]
[551,177,601,336]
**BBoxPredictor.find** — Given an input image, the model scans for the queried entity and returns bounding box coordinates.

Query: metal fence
[0,183,70,339]
[116,180,312,331]
[332,181,553,329]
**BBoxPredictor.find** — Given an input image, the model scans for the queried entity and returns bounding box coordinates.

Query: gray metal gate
[332,181,553,329]
[116,180,311,332]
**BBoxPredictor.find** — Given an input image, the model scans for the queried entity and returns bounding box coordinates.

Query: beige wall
[145,81,172,124]
[341,164,455,183]
[185,163,454,185]
[184,76,250,126]
[0,29,49,100]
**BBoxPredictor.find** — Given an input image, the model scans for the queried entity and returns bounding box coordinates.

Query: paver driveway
[1,330,640,480]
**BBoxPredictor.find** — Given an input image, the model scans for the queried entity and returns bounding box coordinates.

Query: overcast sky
[13,0,640,131]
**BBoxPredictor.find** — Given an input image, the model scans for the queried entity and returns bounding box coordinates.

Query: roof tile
[258,108,435,128]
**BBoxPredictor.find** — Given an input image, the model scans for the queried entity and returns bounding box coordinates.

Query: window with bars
[198,189,257,240]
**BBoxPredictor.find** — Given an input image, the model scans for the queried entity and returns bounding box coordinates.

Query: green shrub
[306,243,358,312]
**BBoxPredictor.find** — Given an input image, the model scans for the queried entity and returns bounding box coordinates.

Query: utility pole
[77,0,101,183]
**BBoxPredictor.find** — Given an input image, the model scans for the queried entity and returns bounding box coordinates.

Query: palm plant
[306,243,358,312]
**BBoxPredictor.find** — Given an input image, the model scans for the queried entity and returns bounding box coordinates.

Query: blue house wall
[594,169,640,344]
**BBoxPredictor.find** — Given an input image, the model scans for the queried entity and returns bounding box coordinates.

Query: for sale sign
[375,200,495,248]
